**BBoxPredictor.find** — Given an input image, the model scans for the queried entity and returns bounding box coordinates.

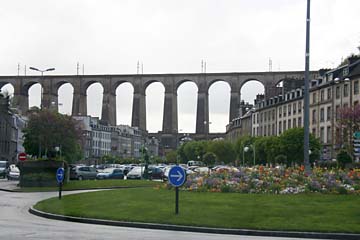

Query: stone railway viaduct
[0,71,318,148]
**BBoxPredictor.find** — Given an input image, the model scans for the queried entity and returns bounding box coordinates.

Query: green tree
[208,140,236,164]
[279,128,320,166]
[183,141,208,162]
[165,150,177,164]
[336,150,352,168]
[203,152,217,166]
[23,109,83,163]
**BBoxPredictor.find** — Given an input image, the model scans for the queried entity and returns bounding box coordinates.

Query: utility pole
[304,0,311,174]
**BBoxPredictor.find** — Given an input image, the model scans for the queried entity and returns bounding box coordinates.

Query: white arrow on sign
[170,170,183,182]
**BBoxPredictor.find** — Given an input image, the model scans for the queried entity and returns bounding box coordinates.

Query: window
[298,117,302,127]
[354,80,359,95]
[272,110,275,120]
[298,102,302,113]
[279,107,282,117]
[327,88,331,99]
[283,106,287,117]
[327,106,331,121]
[293,118,296,128]
[312,128,316,135]
[312,92,317,104]
[320,108,324,122]
[336,105,340,119]
[272,124,275,135]
[344,84,349,97]
[288,119,291,129]
[320,127,325,143]
[327,126,332,143]
[336,86,340,99]
[320,90,324,101]
[312,109,316,124]
[283,120,286,131]
[264,125,267,136]
[260,113,263,123]
[279,121,282,134]
[288,104,291,116]
[293,103,296,114]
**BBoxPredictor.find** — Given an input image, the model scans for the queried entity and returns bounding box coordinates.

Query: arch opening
[209,81,231,133]
[58,83,74,115]
[146,82,164,133]
[0,83,14,98]
[240,80,265,105]
[28,83,42,109]
[116,82,134,126]
[86,82,103,118]
[177,81,198,133]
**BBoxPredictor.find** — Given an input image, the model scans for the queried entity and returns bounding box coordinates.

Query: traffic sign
[18,152,27,161]
[168,166,186,187]
[56,168,65,183]
[353,132,360,139]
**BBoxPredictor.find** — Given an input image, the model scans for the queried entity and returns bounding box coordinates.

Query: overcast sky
[1,0,359,133]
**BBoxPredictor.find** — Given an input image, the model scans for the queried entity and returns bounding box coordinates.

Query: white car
[7,164,20,180]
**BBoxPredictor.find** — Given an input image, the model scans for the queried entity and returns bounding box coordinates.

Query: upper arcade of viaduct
[0,71,318,137]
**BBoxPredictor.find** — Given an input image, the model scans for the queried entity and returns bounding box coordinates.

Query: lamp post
[243,146,249,166]
[29,67,55,109]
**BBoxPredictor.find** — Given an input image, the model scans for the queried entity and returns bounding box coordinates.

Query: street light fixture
[29,66,55,108]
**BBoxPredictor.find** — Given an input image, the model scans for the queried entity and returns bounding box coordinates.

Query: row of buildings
[0,92,26,164]
[74,116,159,164]
[226,57,360,161]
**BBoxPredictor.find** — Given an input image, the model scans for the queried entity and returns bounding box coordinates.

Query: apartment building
[226,58,360,161]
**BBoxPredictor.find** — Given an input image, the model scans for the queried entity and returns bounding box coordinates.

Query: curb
[0,185,152,193]
[29,207,360,240]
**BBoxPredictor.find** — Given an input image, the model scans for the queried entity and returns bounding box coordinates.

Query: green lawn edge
[34,188,360,233]
[20,180,159,192]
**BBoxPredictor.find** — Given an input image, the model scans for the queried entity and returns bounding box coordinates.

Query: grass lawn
[34,188,360,233]
[20,179,159,192]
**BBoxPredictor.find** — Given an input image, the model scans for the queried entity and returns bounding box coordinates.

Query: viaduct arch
[0,71,318,147]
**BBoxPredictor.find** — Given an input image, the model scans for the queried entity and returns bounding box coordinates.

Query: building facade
[226,58,360,161]
[74,116,156,162]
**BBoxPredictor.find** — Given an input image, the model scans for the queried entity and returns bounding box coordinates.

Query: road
[0,180,322,240]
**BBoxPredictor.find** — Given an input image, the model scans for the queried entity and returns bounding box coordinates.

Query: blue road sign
[56,168,65,183]
[168,166,186,187]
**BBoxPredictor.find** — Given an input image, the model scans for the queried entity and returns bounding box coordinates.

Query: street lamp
[243,146,249,166]
[29,67,55,76]
[29,67,55,108]
[243,145,256,166]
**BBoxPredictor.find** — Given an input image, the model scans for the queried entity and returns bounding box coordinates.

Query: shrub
[337,151,352,168]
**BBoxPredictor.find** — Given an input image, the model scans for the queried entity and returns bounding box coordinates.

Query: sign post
[18,152,27,162]
[56,167,65,200]
[168,166,186,215]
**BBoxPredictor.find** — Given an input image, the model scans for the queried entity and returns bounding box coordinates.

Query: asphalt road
[0,180,323,240]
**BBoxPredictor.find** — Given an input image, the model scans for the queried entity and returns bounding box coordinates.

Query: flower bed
[178,166,360,194]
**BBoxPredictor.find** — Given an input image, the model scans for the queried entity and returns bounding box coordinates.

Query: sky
[1,0,359,133]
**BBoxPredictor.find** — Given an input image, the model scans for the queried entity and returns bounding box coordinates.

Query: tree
[337,105,360,157]
[336,150,352,168]
[23,109,83,163]
[183,141,208,162]
[208,140,236,165]
[165,150,177,164]
[279,128,321,166]
[203,152,217,166]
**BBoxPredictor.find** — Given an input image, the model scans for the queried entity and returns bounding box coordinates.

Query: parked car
[148,166,164,180]
[126,167,144,179]
[0,161,8,178]
[96,168,124,180]
[6,164,20,180]
[70,165,97,180]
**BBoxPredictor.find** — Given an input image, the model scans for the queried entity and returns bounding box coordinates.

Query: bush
[337,151,352,168]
